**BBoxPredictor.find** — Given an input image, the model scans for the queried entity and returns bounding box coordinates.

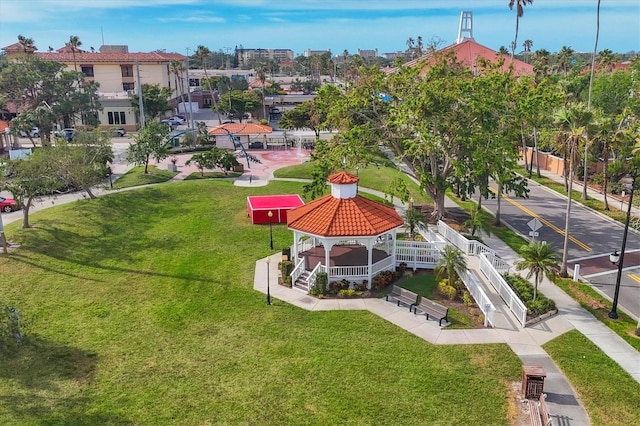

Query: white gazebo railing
[437,220,497,258]
[395,241,438,270]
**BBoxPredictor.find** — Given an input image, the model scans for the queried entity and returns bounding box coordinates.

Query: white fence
[479,253,527,326]
[395,241,439,270]
[457,268,496,327]
[436,220,527,327]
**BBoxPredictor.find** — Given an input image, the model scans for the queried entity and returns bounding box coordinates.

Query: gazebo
[287,172,405,291]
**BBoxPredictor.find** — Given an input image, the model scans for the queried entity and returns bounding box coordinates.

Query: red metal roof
[287,194,403,237]
[393,39,534,77]
[247,195,304,210]
[208,123,273,136]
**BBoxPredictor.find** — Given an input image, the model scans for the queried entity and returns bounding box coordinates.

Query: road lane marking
[629,274,640,284]
[489,188,592,252]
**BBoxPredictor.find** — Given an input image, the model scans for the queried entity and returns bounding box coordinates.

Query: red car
[0,196,17,212]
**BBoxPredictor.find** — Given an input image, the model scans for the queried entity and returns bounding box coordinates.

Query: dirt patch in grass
[567,282,607,310]
[506,381,532,426]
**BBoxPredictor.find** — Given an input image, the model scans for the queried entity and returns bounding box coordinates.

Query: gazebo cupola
[330,171,358,199]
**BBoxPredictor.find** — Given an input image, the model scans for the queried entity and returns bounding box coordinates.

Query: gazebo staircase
[293,271,310,293]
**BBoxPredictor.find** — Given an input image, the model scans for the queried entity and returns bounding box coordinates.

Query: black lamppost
[266,256,271,305]
[267,210,274,250]
[608,170,637,319]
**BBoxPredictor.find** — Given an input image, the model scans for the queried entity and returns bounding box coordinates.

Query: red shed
[247,194,304,224]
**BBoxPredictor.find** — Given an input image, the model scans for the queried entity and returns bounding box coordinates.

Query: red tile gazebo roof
[287,172,403,237]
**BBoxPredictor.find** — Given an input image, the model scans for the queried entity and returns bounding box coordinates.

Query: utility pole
[136,61,145,128]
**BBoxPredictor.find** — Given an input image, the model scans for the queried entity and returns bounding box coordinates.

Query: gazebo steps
[294,271,310,293]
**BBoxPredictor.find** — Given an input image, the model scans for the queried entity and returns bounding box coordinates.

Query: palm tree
[66,35,82,74]
[522,39,533,63]
[403,207,426,240]
[169,60,185,104]
[556,46,575,75]
[195,45,220,121]
[584,0,602,201]
[508,0,533,60]
[255,64,267,119]
[597,49,616,72]
[532,48,551,79]
[554,104,593,276]
[497,46,510,56]
[17,35,35,53]
[435,245,467,286]
[516,241,559,300]
[461,205,489,238]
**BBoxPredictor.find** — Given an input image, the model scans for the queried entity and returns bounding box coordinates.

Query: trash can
[522,365,546,399]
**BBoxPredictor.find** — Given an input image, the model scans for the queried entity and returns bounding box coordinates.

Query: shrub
[310,272,328,296]
[337,289,362,298]
[329,280,349,294]
[527,299,556,316]
[503,273,556,316]
[396,262,407,277]
[437,279,456,301]
[280,261,294,285]
[372,270,395,289]
[354,281,367,292]
[462,291,473,306]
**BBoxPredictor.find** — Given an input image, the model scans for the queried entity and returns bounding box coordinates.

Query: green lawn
[0,180,522,424]
[111,165,177,189]
[274,160,431,205]
[544,330,640,426]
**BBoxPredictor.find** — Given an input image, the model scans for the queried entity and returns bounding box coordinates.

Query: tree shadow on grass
[8,188,217,284]
[0,335,131,424]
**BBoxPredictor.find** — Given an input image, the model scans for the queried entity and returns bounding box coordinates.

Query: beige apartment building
[2,43,186,130]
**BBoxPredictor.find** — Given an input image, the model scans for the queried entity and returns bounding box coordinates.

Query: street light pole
[609,171,637,319]
[267,210,274,250]
[266,256,271,305]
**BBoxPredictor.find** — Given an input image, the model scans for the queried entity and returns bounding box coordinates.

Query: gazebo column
[324,239,333,280]
[367,239,374,289]
[391,230,398,268]
[293,231,300,262]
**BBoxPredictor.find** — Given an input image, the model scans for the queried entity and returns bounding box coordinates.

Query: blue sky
[1,1,638,57]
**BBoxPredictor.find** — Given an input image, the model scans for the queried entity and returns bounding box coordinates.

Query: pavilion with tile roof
[287,172,406,290]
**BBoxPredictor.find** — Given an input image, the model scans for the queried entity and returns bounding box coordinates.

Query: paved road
[481,179,640,320]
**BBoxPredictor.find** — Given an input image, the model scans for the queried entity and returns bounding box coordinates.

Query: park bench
[412,298,449,326]
[528,393,552,426]
[385,285,418,310]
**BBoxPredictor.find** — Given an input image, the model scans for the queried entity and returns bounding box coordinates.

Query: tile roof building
[1,44,187,131]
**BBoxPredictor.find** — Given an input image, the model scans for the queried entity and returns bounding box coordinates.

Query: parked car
[114,127,126,137]
[0,196,18,213]
[160,119,176,130]
[161,118,182,127]
[174,114,187,121]
[248,141,264,149]
[18,127,40,138]
[168,116,185,125]
[53,128,75,141]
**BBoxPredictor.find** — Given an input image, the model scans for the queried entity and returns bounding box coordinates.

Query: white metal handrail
[306,262,324,294]
[457,267,496,327]
[290,258,305,284]
[479,253,527,326]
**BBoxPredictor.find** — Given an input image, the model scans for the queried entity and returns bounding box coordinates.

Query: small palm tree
[435,245,467,284]
[461,205,490,238]
[516,241,560,300]
[508,0,533,60]
[403,207,426,240]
